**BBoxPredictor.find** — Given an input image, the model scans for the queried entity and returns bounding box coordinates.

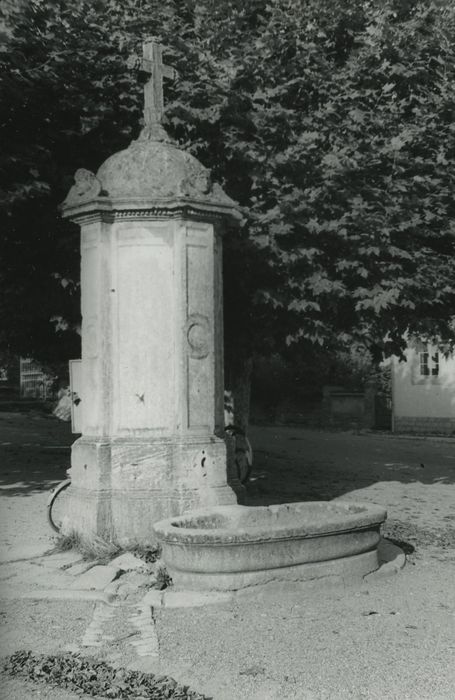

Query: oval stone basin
[153,501,387,591]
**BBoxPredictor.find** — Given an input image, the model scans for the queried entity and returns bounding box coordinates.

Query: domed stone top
[61,132,238,219]
[97,136,232,205]
[62,38,239,220]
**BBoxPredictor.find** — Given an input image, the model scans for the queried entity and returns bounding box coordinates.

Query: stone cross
[132,39,176,128]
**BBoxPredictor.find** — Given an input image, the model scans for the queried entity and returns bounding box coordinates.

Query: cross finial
[128,38,176,141]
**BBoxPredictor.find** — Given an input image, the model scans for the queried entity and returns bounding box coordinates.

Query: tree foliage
[1,0,455,369]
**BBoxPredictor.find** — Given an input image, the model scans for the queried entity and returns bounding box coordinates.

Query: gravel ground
[0,599,92,657]
[155,558,455,699]
[1,414,455,699]
[0,598,94,699]
[0,674,83,700]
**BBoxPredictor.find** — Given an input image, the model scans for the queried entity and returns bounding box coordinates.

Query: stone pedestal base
[62,436,238,545]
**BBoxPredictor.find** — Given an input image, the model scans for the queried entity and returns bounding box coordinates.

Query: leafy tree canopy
[1,0,455,370]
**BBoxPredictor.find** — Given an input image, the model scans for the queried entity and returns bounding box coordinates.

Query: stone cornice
[61,195,242,225]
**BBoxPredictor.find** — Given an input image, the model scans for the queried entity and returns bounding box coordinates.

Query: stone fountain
[60,39,242,545]
[61,39,389,590]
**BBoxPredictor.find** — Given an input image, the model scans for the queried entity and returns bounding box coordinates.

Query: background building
[392,344,455,436]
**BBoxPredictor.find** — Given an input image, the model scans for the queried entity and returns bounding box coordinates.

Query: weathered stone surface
[141,590,163,607]
[61,133,240,222]
[95,138,236,209]
[111,571,157,600]
[66,561,96,577]
[59,213,238,544]
[378,537,406,569]
[103,579,123,597]
[109,553,145,572]
[130,39,176,131]
[62,168,103,208]
[65,434,237,544]
[153,501,387,592]
[168,550,380,593]
[71,565,120,591]
[364,538,406,581]
[60,50,241,545]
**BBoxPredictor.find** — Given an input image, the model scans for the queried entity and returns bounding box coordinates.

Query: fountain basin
[153,501,387,591]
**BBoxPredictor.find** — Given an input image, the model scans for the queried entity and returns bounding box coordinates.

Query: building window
[419,350,439,377]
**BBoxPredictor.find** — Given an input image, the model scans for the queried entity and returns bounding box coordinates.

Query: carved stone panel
[63,168,103,207]
[186,314,210,359]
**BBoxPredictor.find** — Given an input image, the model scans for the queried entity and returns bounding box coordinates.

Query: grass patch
[3,650,210,699]
[52,531,121,563]
[52,533,166,572]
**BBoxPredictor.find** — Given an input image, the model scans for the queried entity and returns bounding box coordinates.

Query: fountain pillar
[60,41,241,544]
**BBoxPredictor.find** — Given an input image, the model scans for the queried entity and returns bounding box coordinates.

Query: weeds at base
[51,532,162,565]
[155,565,172,590]
[51,532,122,563]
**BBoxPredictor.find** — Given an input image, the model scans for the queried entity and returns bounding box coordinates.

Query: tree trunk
[227,357,253,433]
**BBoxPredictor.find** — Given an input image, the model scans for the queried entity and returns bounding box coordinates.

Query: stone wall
[251,382,386,430]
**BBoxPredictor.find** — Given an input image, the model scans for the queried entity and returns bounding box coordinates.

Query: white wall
[392,347,455,419]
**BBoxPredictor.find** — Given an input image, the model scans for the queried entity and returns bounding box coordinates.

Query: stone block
[110,552,145,571]
[140,590,163,607]
[71,565,120,590]
[112,573,157,601]
[66,436,237,546]
[67,561,97,577]
[103,579,123,596]
[364,538,406,582]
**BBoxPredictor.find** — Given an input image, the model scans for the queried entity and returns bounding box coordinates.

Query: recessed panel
[185,224,214,431]
[115,225,174,433]
[80,225,101,433]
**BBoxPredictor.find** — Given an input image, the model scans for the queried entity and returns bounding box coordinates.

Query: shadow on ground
[0,412,73,497]
[245,425,455,506]
[1,413,455,507]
